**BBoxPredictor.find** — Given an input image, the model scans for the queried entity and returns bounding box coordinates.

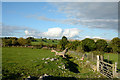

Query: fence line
[68,51,118,78]
[68,51,97,62]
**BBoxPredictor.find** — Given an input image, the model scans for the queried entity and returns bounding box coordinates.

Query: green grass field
[31,39,59,45]
[2,47,105,79]
[104,53,118,63]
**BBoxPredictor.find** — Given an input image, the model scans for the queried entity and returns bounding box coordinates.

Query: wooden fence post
[115,62,117,77]
[100,55,103,61]
[113,64,115,77]
[97,55,100,72]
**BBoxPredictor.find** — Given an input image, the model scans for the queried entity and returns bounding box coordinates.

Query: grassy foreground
[2,47,104,79]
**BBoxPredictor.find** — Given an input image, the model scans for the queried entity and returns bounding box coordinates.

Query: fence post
[100,55,103,61]
[97,55,100,72]
[115,62,117,77]
[113,64,115,78]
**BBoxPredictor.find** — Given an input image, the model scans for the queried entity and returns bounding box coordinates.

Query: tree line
[2,37,32,46]
[58,36,120,54]
[1,37,57,49]
[1,36,120,54]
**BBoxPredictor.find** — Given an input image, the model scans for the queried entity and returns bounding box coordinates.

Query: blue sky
[2,2,118,40]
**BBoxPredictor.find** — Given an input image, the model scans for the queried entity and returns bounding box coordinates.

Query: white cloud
[24,29,42,38]
[85,36,91,38]
[92,36,106,39]
[43,27,63,38]
[3,24,81,39]
[25,30,29,35]
[43,27,81,38]
[63,28,81,38]
[24,27,82,39]
[92,36,101,39]
[83,36,105,39]
[24,30,35,37]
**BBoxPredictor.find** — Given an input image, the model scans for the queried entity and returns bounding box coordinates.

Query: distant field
[2,47,104,79]
[104,53,118,63]
[31,39,59,45]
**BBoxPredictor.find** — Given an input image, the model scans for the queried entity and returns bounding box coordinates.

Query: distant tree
[4,37,10,39]
[110,37,120,53]
[95,39,108,52]
[81,38,96,52]
[52,40,54,43]
[43,38,47,40]
[17,38,30,46]
[52,44,57,48]
[26,39,31,46]
[67,40,80,50]
[58,36,69,50]
[54,39,57,40]
[42,38,47,42]
[104,46,112,53]
[41,39,44,41]
[2,37,32,46]
[26,37,36,42]
[12,39,19,46]
[10,37,18,40]
[2,39,12,46]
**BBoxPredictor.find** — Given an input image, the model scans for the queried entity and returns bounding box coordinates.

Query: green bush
[109,37,120,53]
[95,39,108,52]
[81,38,96,52]
[58,36,69,50]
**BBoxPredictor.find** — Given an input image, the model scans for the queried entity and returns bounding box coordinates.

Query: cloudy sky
[2,2,118,40]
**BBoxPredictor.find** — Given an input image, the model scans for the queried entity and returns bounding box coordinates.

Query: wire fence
[68,51,97,64]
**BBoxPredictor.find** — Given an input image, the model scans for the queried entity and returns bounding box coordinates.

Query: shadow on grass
[64,55,80,73]
[2,73,22,80]
[117,68,120,73]
[65,55,73,59]
[103,59,113,64]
